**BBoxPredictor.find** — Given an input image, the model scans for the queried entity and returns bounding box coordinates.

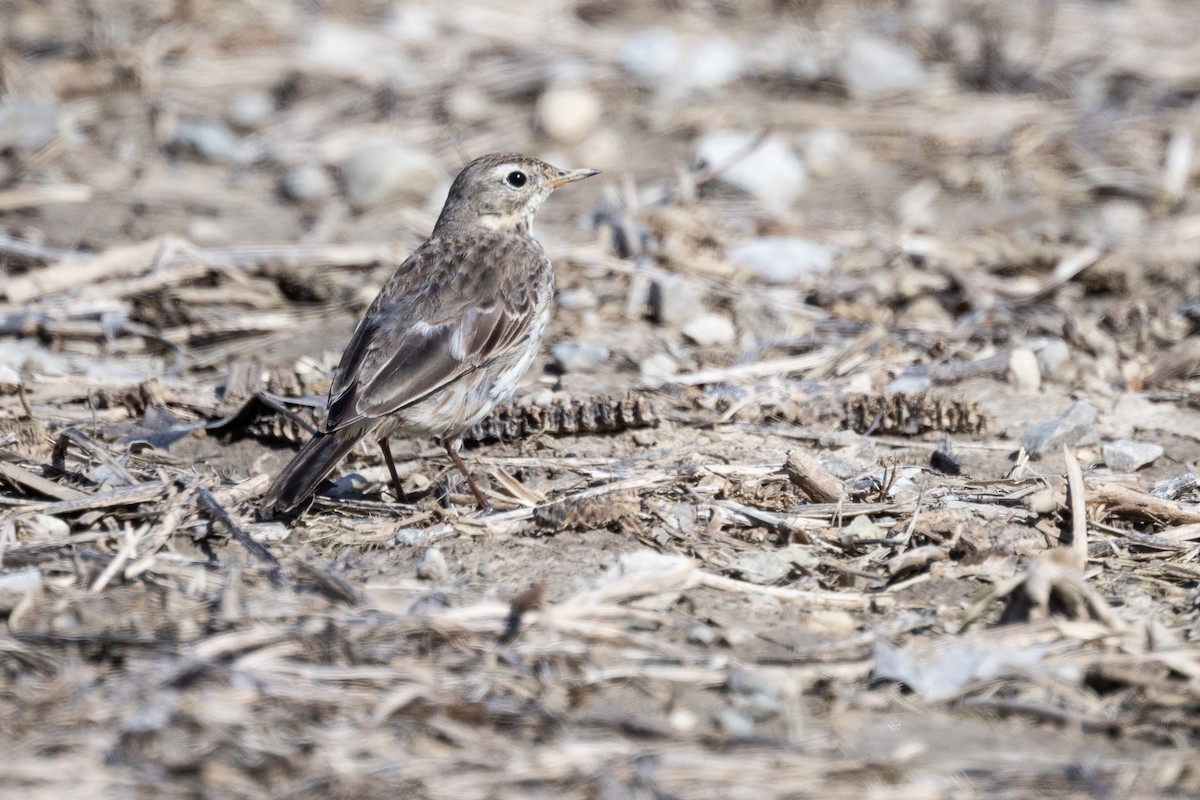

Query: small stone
[727,552,792,585]
[556,288,597,310]
[618,27,682,86]
[445,85,492,123]
[1034,339,1070,376]
[694,131,807,212]
[226,89,274,130]
[884,374,933,395]
[640,352,679,383]
[416,547,450,582]
[714,708,755,738]
[836,35,927,100]
[1007,347,1042,392]
[728,237,835,285]
[536,85,602,146]
[1103,440,1163,472]
[551,341,610,372]
[0,96,59,149]
[840,514,883,542]
[800,129,852,178]
[169,119,239,162]
[248,522,290,543]
[649,274,705,326]
[339,142,443,211]
[1020,400,1098,456]
[186,218,228,246]
[280,165,336,204]
[681,35,743,94]
[896,296,953,329]
[19,514,70,539]
[687,624,716,646]
[0,363,20,393]
[0,568,42,612]
[681,313,736,347]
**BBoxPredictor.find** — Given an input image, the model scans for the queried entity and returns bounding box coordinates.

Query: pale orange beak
[546,167,600,188]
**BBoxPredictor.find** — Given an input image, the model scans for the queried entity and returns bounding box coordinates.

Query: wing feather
[323,233,546,432]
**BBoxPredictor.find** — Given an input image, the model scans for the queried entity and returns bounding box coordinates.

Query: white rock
[682,313,736,347]
[619,27,682,85]
[640,352,679,383]
[248,522,290,543]
[1033,338,1070,375]
[339,142,444,211]
[649,274,706,325]
[551,341,610,372]
[536,85,602,146]
[416,547,450,581]
[227,90,274,130]
[0,363,19,392]
[1103,440,1163,473]
[728,237,835,284]
[186,218,229,247]
[556,288,597,310]
[694,131,806,212]
[1007,347,1042,392]
[0,568,42,611]
[0,96,59,149]
[280,165,336,204]
[1021,401,1098,456]
[619,30,742,97]
[20,513,70,539]
[681,35,743,93]
[170,119,239,162]
[836,35,927,100]
[800,128,852,178]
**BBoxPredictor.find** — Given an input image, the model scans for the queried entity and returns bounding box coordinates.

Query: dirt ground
[3,1,1200,797]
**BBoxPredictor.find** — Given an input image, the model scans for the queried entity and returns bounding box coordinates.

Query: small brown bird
[263,153,599,514]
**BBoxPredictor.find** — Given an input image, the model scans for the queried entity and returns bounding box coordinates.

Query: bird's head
[434,153,599,234]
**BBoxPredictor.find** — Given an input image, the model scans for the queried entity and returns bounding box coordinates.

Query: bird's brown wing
[323,232,547,432]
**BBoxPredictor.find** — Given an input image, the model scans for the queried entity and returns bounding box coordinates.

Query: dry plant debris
[3,1,1200,797]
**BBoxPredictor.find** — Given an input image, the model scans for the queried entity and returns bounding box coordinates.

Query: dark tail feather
[262,427,368,514]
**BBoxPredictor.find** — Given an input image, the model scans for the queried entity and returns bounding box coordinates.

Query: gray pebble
[536,84,602,146]
[728,237,835,285]
[227,89,274,130]
[639,352,679,383]
[714,707,755,738]
[0,568,42,612]
[836,35,927,100]
[884,374,933,395]
[694,131,806,212]
[1103,440,1163,472]
[0,363,20,392]
[280,165,336,204]
[649,273,706,326]
[0,96,59,149]
[1020,400,1098,456]
[416,547,450,582]
[687,624,716,646]
[339,142,443,211]
[681,312,736,347]
[618,27,682,86]
[170,119,239,162]
[551,341,610,372]
[556,288,597,310]
[1034,339,1071,375]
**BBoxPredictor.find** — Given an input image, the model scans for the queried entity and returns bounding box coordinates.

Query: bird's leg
[377,437,409,504]
[444,439,493,512]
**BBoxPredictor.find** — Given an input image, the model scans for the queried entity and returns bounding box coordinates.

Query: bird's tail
[262,426,369,514]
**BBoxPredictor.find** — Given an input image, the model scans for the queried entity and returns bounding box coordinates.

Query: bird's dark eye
[505,170,527,188]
